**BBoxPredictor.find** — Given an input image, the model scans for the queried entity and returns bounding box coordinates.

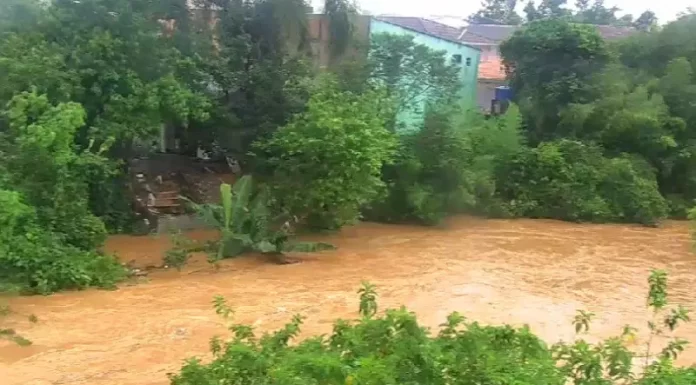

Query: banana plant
[185,175,335,263]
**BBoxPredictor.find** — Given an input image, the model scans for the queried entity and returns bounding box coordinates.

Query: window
[452,54,462,64]
[466,57,472,67]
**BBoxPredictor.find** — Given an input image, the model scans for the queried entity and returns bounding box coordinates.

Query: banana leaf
[226,176,253,233]
[219,231,252,258]
[182,198,223,228]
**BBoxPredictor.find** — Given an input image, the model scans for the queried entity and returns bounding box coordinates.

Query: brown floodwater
[2,217,696,384]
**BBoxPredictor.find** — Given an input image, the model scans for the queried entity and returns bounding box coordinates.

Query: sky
[310,0,693,24]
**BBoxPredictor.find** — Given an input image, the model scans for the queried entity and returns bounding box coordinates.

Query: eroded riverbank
[2,217,696,385]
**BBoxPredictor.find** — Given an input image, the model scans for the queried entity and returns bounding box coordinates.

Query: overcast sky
[311,0,693,24]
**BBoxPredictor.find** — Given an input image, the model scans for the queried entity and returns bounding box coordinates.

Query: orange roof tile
[478,58,506,80]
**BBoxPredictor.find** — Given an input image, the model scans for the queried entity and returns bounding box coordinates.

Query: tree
[634,10,658,31]
[254,77,398,230]
[368,33,461,131]
[0,92,125,293]
[324,0,357,60]
[523,1,542,22]
[574,0,621,25]
[500,19,611,142]
[189,0,314,160]
[469,0,523,25]
[536,0,572,19]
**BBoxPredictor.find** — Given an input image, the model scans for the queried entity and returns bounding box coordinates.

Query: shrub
[170,283,563,385]
[366,105,525,224]
[599,156,668,226]
[0,93,125,294]
[496,140,610,221]
[254,77,398,230]
[0,91,112,249]
[0,189,125,294]
[496,140,667,224]
[171,271,693,385]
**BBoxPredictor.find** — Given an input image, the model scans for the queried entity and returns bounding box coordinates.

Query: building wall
[462,42,508,111]
[477,79,508,112]
[369,19,481,132]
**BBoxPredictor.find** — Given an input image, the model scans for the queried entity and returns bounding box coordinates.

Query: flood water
[2,217,696,385]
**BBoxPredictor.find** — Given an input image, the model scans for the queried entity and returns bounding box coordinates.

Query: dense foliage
[501,14,696,220]
[0,0,695,293]
[366,105,525,224]
[496,140,667,224]
[0,92,125,294]
[171,271,696,385]
[367,33,461,132]
[255,78,398,229]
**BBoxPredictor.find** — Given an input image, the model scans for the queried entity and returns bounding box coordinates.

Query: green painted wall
[369,19,481,132]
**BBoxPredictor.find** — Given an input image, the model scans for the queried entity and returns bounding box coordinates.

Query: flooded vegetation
[2,217,696,385]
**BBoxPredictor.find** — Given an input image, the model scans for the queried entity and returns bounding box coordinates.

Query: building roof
[375,16,479,49]
[479,61,506,80]
[465,24,518,43]
[459,23,638,45]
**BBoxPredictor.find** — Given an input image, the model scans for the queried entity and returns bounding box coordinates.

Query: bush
[254,77,398,230]
[496,140,610,221]
[366,105,525,224]
[0,93,125,294]
[0,92,113,248]
[170,283,563,385]
[599,156,668,226]
[171,271,693,385]
[495,140,667,224]
[0,189,125,294]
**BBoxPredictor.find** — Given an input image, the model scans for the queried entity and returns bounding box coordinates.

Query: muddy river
[2,217,696,385]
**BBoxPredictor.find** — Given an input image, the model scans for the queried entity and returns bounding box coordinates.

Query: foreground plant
[171,271,695,385]
[184,176,335,265]
[170,281,561,385]
[553,269,694,384]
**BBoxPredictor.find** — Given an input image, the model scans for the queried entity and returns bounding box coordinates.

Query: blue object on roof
[495,86,512,102]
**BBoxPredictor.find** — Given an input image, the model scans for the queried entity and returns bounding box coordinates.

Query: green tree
[495,139,667,224]
[254,77,398,229]
[634,10,658,31]
[366,106,525,224]
[0,92,125,294]
[368,33,461,131]
[500,19,611,142]
[0,0,212,230]
[190,0,313,160]
[574,0,621,25]
[324,0,357,60]
[536,0,572,19]
[469,0,523,25]
[523,1,542,22]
